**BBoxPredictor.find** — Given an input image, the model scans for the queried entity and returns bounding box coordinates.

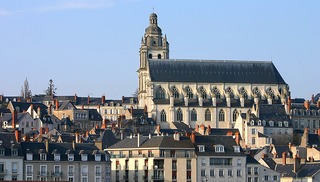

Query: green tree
[44,79,57,96]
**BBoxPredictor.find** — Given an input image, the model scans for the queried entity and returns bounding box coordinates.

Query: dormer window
[198,145,205,152]
[11,149,18,156]
[40,153,47,161]
[250,120,255,126]
[258,120,262,125]
[234,146,240,153]
[68,154,74,161]
[262,120,266,126]
[54,153,60,161]
[278,122,282,127]
[81,154,88,161]
[26,153,33,160]
[269,121,274,127]
[0,149,4,156]
[215,145,225,153]
[95,154,101,161]
[284,121,289,127]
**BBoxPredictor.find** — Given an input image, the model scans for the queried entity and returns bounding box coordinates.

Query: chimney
[75,131,79,143]
[122,96,124,103]
[317,100,320,109]
[262,154,268,158]
[156,124,161,134]
[48,104,52,115]
[72,140,76,150]
[120,132,124,140]
[101,95,105,105]
[15,129,21,143]
[130,106,133,117]
[81,104,84,110]
[86,130,89,138]
[311,94,315,103]
[87,95,90,105]
[55,100,59,110]
[190,131,196,144]
[101,119,106,129]
[185,132,190,137]
[195,124,199,133]
[300,128,309,147]
[294,155,301,173]
[288,143,292,150]
[45,127,49,134]
[74,94,77,102]
[304,100,310,110]
[17,97,21,102]
[30,104,34,118]
[282,152,287,165]
[174,132,180,141]
[0,95,3,102]
[235,131,240,145]
[206,125,211,135]
[45,139,49,152]
[95,124,99,129]
[117,116,121,128]
[287,96,292,112]
[199,124,205,135]
[318,128,320,137]
[12,110,17,129]
[37,107,41,118]
[144,105,147,115]
[137,133,143,147]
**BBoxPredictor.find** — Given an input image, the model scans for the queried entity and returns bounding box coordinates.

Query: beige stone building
[137,13,289,129]
[107,133,196,182]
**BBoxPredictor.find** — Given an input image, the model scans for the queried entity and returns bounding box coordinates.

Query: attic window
[68,154,74,161]
[26,153,33,160]
[233,146,240,153]
[215,145,224,153]
[95,154,101,161]
[11,149,18,156]
[278,122,282,127]
[198,145,205,152]
[0,149,4,156]
[250,120,255,126]
[54,153,60,161]
[258,120,262,125]
[269,121,274,127]
[81,154,88,161]
[284,121,289,127]
[40,153,47,161]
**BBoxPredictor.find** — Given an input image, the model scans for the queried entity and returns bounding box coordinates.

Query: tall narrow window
[160,110,167,122]
[156,86,166,99]
[219,109,225,122]
[233,109,238,122]
[177,109,183,122]
[185,86,193,99]
[172,86,179,98]
[191,109,197,121]
[148,54,152,59]
[157,54,161,59]
[205,109,211,121]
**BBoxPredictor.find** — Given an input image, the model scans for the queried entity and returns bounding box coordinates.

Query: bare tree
[44,79,57,96]
[20,78,32,100]
[132,88,138,97]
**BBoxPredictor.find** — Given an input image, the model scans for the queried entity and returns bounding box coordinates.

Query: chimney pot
[190,131,196,144]
[282,152,287,165]
[304,100,310,110]
[15,129,21,143]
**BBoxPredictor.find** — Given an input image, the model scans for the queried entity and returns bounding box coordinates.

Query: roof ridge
[150,59,272,64]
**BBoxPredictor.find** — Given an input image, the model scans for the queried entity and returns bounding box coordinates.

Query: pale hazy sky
[0,0,319,99]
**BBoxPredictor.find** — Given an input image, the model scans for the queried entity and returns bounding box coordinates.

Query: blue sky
[0,0,319,100]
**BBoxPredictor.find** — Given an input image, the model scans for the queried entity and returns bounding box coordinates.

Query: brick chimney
[74,94,77,102]
[17,97,21,102]
[48,104,52,115]
[174,132,180,141]
[15,129,21,143]
[190,131,196,144]
[144,105,147,115]
[37,106,41,118]
[304,100,310,110]
[234,131,240,145]
[75,131,79,143]
[0,95,3,103]
[206,125,211,135]
[30,104,34,118]
[101,119,106,129]
[311,94,315,103]
[87,95,90,105]
[199,124,205,135]
[294,155,301,173]
[156,124,161,134]
[101,95,105,105]
[287,96,292,113]
[317,100,320,109]
[122,96,124,103]
[195,124,199,133]
[262,154,268,158]
[117,116,121,128]
[12,110,17,129]
[55,100,59,110]
[45,127,49,134]
[282,152,287,165]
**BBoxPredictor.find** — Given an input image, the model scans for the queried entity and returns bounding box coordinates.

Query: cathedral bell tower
[138,13,169,106]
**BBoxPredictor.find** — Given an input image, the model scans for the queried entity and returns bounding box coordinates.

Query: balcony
[82,171,88,176]
[111,154,126,158]
[51,171,63,176]
[37,171,49,177]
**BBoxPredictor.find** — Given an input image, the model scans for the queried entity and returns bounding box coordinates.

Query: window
[215,145,224,152]
[233,109,238,122]
[160,110,166,122]
[212,86,220,98]
[81,177,88,182]
[273,175,278,180]
[201,158,206,166]
[54,153,60,161]
[198,145,205,152]
[148,54,152,59]
[157,54,161,59]
[54,165,61,175]
[254,177,259,182]
[248,177,252,182]
[177,109,183,122]
[269,121,274,127]
[172,160,177,169]
[12,162,17,173]
[187,160,191,170]
[68,154,74,161]
[254,167,259,175]
[95,165,101,176]
[252,137,256,145]
[264,175,269,180]
[185,150,191,158]
[40,153,46,160]
[248,167,252,175]
[218,109,225,121]
[40,165,47,176]
[81,165,88,176]
[81,154,88,161]
[0,149,4,156]
[185,86,193,98]
[205,109,211,121]
[156,86,166,99]
[237,159,242,166]
[210,158,232,165]
[171,86,179,98]
[191,109,197,121]
[11,149,18,156]
[95,154,101,161]
[228,169,233,177]
[237,169,241,177]
[210,169,215,177]
[0,163,4,173]
[234,146,240,153]
[172,171,177,180]
[26,165,33,176]
[201,169,206,176]
[12,175,17,181]
[68,165,74,176]
[219,169,224,177]
[252,128,256,135]
[199,87,207,99]
[278,122,282,127]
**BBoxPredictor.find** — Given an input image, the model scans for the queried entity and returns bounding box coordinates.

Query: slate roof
[149,59,286,84]
[1,112,32,124]
[259,104,290,122]
[108,135,194,149]
[88,109,102,121]
[246,154,260,164]
[210,128,240,136]
[98,129,119,148]
[153,98,256,107]
[272,145,293,158]
[0,132,21,156]
[194,135,244,156]
[10,102,48,116]
[262,158,277,170]
[275,164,320,178]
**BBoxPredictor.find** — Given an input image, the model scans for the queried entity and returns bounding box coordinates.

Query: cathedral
[138,13,289,129]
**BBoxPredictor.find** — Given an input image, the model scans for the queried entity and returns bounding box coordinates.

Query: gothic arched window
[177,108,183,122]
[156,86,166,99]
[185,86,193,99]
[191,109,197,121]
[171,86,179,98]
[199,87,207,99]
[266,87,275,99]
[239,87,248,99]
[205,109,211,121]
[158,54,161,59]
[160,110,166,122]
[225,87,234,98]
[252,87,261,98]
[233,109,238,122]
[219,109,225,122]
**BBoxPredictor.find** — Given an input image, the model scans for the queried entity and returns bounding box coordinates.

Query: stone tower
[138,13,169,107]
